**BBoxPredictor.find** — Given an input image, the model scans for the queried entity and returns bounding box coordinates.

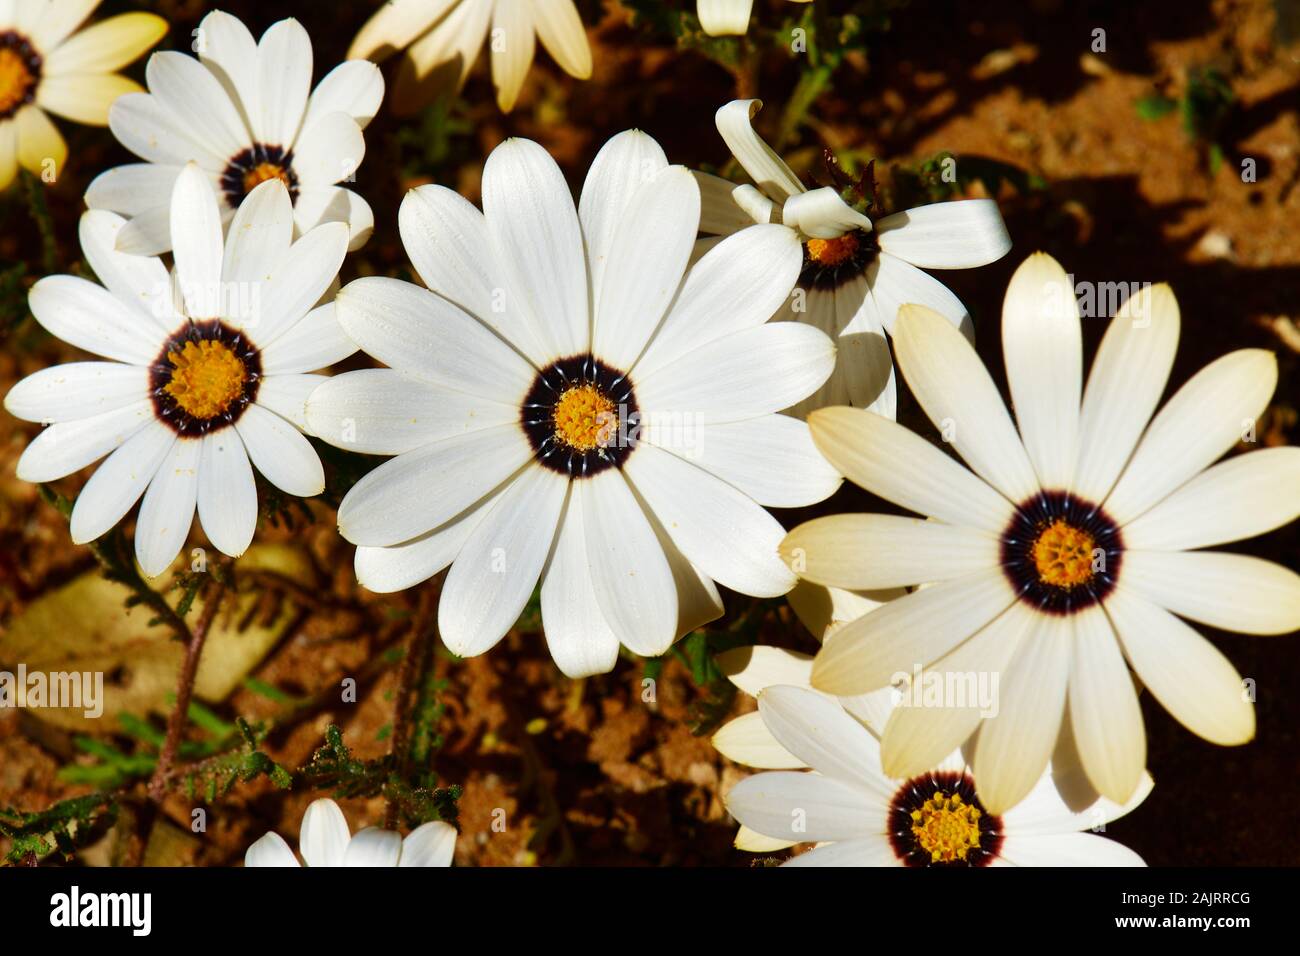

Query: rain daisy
[86,10,383,255]
[788,251,1300,813]
[305,130,841,678]
[697,0,810,37]
[245,798,457,867]
[348,0,591,114]
[5,163,355,577]
[699,99,1011,418]
[724,684,1151,866]
[0,0,165,190]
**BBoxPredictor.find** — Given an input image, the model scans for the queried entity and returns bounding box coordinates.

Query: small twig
[384,586,436,829]
[148,577,226,805]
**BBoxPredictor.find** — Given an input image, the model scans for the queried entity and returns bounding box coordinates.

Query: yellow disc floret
[553,384,616,452]
[0,45,36,115]
[1031,519,1096,589]
[162,339,247,420]
[910,790,983,864]
[242,162,292,194]
[805,233,859,267]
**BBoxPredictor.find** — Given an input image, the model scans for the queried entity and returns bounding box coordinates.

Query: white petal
[256,374,324,431]
[592,165,697,370]
[1106,586,1254,745]
[107,91,220,166]
[633,322,834,424]
[714,99,803,200]
[839,279,898,419]
[292,111,365,186]
[135,437,201,578]
[195,10,260,128]
[170,164,226,319]
[693,170,765,235]
[482,137,588,360]
[643,413,840,509]
[334,276,535,403]
[996,832,1146,867]
[972,615,1072,814]
[244,831,300,867]
[255,18,312,148]
[533,0,591,78]
[781,186,871,239]
[757,686,894,801]
[579,469,678,657]
[292,185,374,251]
[27,274,161,365]
[355,488,502,594]
[397,185,545,363]
[221,178,293,287]
[781,835,902,867]
[810,567,1016,696]
[625,443,793,597]
[439,466,565,657]
[235,403,324,497]
[247,222,348,344]
[716,645,813,697]
[1121,550,1300,636]
[85,163,180,216]
[724,771,884,844]
[1072,283,1180,502]
[342,828,402,866]
[807,406,1014,535]
[337,424,529,547]
[865,252,972,335]
[113,206,174,257]
[540,492,622,678]
[146,51,251,162]
[875,199,1010,268]
[781,514,998,590]
[1001,252,1081,489]
[1001,767,1153,836]
[298,798,351,868]
[196,428,257,558]
[305,60,385,131]
[67,420,174,543]
[259,302,357,375]
[1103,348,1277,525]
[893,303,1039,503]
[633,224,802,381]
[5,362,148,424]
[1068,606,1145,805]
[879,600,1034,778]
[489,0,534,112]
[713,712,804,770]
[78,209,179,330]
[305,368,518,454]
[578,129,669,315]
[1121,447,1300,551]
[399,821,456,867]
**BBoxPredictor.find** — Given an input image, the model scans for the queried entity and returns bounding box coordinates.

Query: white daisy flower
[348,0,592,114]
[86,10,383,256]
[5,163,356,577]
[697,0,811,37]
[245,798,457,867]
[790,251,1300,814]
[724,684,1152,866]
[0,0,165,190]
[305,130,842,678]
[698,98,1011,419]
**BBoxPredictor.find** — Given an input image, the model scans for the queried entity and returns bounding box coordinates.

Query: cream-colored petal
[43,12,166,76]
[1121,550,1300,636]
[37,73,139,126]
[1068,605,1145,804]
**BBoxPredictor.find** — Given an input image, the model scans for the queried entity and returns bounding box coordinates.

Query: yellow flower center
[0,43,37,116]
[242,161,292,194]
[1031,519,1097,588]
[805,233,859,267]
[162,339,248,420]
[553,384,616,452]
[910,790,983,864]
